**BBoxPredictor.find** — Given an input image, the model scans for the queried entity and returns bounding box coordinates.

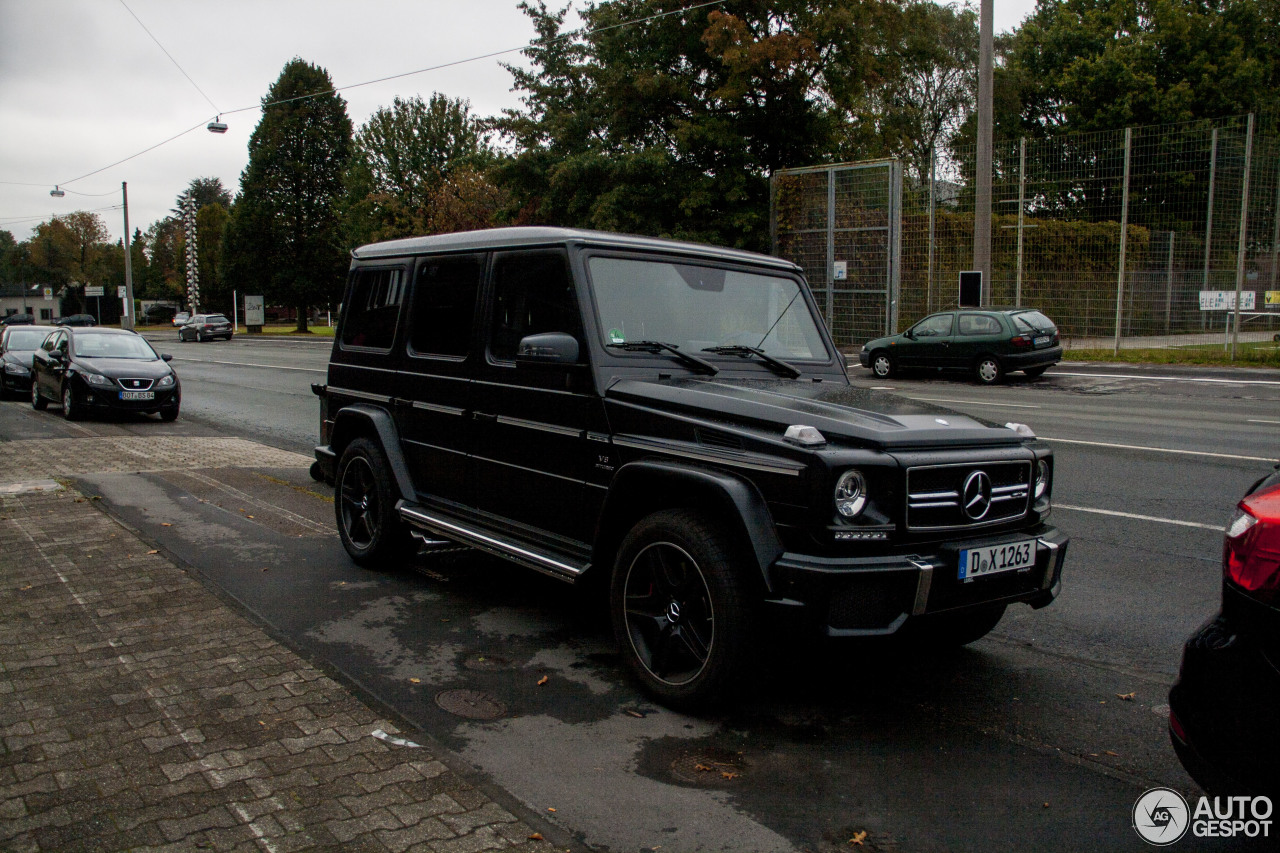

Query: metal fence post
[889,160,902,334]
[927,145,936,313]
[1165,231,1175,333]
[1016,137,1026,307]
[1231,113,1254,359]
[1271,153,1280,292]
[1203,128,1218,332]
[1114,127,1132,354]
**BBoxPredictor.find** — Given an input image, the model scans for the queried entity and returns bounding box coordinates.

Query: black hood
[605,377,1026,449]
[77,357,174,380]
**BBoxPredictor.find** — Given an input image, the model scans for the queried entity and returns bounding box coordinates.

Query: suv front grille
[906,460,1031,530]
[118,378,154,391]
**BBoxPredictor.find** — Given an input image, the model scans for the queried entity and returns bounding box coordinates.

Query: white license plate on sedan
[1033,335,1052,346]
[958,538,1036,581]
[120,390,154,401]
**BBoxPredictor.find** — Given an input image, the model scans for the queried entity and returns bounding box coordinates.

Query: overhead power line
[54,0,726,189]
[118,0,221,114]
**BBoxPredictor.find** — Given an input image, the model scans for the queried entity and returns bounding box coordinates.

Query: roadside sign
[1266,291,1280,305]
[1199,290,1256,311]
[832,260,847,281]
[43,287,53,301]
[118,285,127,299]
[84,285,104,297]
[245,295,265,326]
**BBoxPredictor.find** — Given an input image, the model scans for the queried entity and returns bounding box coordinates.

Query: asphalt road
[13,335,1280,852]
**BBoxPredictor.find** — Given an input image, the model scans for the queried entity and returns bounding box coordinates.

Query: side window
[54,332,69,354]
[958,314,1001,336]
[340,267,404,351]
[913,314,953,337]
[409,255,483,358]
[488,250,580,362]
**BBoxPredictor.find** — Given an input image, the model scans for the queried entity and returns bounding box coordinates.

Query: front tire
[31,380,48,411]
[335,437,411,567]
[62,383,82,421]
[870,351,895,379]
[974,356,1003,385]
[159,403,179,422]
[610,510,753,710]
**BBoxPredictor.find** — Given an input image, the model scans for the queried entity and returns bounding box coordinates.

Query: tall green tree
[223,59,353,332]
[344,94,495,244]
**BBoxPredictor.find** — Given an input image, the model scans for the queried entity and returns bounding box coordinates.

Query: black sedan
[30,327,180,421]
[0,325,55,398]
[179,313,233,342]
[859,308,1062,384]
[1169,464,1280,799]
[57,313,97,327]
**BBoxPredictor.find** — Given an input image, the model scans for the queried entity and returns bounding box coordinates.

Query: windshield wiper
[702,345,802,378]
[607,340,718,375]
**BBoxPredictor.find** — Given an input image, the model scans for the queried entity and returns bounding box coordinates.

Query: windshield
[4,329,50,350]
[588,257,829,361]
[73,333,159,360]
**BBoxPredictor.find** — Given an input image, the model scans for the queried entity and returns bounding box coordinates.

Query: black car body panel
[0,325,55,395]
[313,227,1068,706]
[1169,466,1280,798]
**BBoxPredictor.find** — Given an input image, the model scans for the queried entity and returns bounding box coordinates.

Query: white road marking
[171,357,325,373]
[908,396,1041,409]
[1051,369,1280,387]
[1041,436,1276,463]
[1056,504,1225,531]
[1249,419,1280,425]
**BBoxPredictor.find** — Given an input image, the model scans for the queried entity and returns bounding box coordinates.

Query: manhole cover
[670,749,746,785]
[462,654,514,672]
[435,689,507,720]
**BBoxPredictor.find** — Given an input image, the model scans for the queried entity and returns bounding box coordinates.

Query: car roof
[351,226,801,272]
[64,326,138,336]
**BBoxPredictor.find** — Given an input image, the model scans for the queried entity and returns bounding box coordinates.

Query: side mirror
[516,332,580,366]
[904,328,916,340]
[161,354,173,362]
[48,350,65,362]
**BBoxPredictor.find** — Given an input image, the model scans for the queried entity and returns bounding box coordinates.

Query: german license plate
[1034,335,1051,346]
[959,538,1036,581]
[120,390,154,401]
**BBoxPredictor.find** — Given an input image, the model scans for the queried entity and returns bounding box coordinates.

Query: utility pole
[973,0,994,301]
[122,182,135,331]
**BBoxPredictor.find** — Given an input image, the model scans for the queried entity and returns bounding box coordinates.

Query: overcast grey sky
[0,0,1037,246]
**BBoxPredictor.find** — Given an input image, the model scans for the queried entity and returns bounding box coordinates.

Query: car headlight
[156,373,175,388]
[834,469,868,518]
[3,362,29,375]
[1034,459,1050,500]
[84,372,114,387]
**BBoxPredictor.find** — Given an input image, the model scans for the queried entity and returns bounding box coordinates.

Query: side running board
[397,502,588,583]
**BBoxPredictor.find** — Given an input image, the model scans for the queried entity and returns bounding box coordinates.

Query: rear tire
[335,437,411,568]
[31,380,48,411]
[974,356,1003,385]
[610,509,753,710]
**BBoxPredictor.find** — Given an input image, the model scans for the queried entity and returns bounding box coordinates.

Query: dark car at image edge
[859,307,1062,384]
[1169,463,1280,800]
[30,326,180,421]
[0,324,55,398]
[310,227,1069,709]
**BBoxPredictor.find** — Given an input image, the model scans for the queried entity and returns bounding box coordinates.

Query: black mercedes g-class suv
[312,227,1067,708]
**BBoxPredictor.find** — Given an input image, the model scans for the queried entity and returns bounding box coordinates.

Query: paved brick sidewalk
[0,480,563,853]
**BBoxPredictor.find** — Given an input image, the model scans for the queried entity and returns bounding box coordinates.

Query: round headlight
[1034,459,1050,500]
[834,469,868,518]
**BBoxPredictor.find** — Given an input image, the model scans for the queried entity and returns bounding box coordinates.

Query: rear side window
[341,268,404,350]
[409,255,483,357]
[958,314,1002,335]
[488,250,580,362]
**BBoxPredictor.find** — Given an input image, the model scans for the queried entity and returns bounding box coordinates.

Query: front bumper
[765,525,1067,637]
[80,385,180,413]
[1169,604,1280,799]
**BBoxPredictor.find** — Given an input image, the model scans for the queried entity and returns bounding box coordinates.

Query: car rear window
[206,315,229,324]
[1012,311,1054,333]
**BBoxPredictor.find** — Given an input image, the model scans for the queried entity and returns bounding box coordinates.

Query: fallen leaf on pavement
[527,833,543,841]
[147,550,159,555]
[1116,692,1135,701]
[537,675,549,686]
[162,522,172,527]
[1104,750,1120,756]
[849,830,867,846]
[409,678,421,683]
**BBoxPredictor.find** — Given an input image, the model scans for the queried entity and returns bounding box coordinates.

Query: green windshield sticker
[608,328,625,344]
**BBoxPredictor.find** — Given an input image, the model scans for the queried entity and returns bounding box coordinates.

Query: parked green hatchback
[858,308,1062,385]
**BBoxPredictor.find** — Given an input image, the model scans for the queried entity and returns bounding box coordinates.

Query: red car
[1169,465,1280,798]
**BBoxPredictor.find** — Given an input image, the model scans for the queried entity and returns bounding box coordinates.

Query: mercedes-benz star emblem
[666,601,682,623]
[962,470,993,520]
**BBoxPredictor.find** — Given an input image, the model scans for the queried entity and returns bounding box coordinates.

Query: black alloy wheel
[31,379,48,410]
[871,351,894,379]
[61,383,81,421]
[974,355,1003,385]
[335,437,410,567]
[610,509,752,709]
